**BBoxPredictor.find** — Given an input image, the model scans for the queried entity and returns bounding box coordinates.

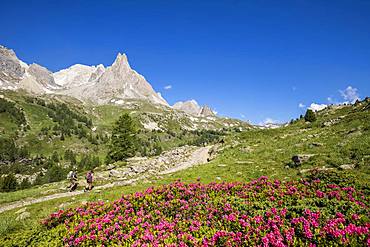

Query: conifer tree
[107,113,139,162]
[304,109,316,122]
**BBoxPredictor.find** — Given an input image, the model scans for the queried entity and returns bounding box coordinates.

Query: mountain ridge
[0,45,223,118]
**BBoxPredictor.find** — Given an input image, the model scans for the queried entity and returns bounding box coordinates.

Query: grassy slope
[1,90,249,161]
[0,98,369,242]
[1,91,102,158]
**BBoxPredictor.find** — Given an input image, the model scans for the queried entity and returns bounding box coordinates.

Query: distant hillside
[0,90,250,187]
[206,97,370,182]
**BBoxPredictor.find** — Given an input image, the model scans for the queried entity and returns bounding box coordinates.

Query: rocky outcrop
[199,105,215,117]
[88,64,105,82]
[339,164,356,170]
[102,145,211,180]
[291,154,315,166]
[0,45,25,85]
[173,100,201,116]
[0,45,59,94]
[28,63,58,89]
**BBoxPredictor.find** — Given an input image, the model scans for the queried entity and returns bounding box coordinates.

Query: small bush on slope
[1,225,65,247]
[39,174,369,246]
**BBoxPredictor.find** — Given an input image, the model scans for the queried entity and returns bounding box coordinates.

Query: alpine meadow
[0,1,370,246]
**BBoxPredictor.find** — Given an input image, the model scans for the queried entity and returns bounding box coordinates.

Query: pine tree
[45,165,66,183]
[19,178,31,190]
[0,174,18,192]
[107,113,139,162]
[51,151,59,162]
[304,109,316,122]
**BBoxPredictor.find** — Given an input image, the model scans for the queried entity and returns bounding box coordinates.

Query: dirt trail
[160,146,210,175]
[0,146,211,214]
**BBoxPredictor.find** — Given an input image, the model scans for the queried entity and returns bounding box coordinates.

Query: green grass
[0,91,369,245]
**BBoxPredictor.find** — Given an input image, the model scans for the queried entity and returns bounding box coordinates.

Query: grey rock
[339,164,356,170]
[199,105,215,117]
[28,63,58,88]
[106,164,116,170]
[58,53,168,106]
[173,100,216,117]
[173,100,202,116]
[0,45,25,84]
[292,154,315,165]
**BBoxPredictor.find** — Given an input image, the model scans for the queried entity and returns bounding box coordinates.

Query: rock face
[173,100,216,117]
[0,45,60,93]
[0,45,224,113]
[173,100,201,116]
[0,45,168,106]
[54,53,168,105]
[53,64,101,88]
[199,105,216,117]
[28,63,58,89]
[0,45,25,86]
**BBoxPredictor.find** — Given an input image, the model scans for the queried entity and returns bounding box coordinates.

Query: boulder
[292,154,315,165]
[339,164,356,170]
[106,164,116,170]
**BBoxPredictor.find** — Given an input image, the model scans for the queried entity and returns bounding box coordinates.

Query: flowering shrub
[43,176,370,246]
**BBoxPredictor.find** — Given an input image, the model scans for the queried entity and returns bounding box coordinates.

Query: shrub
[0,174,18,192]
[304,109,316,122]
[42,176,370,246]
[44,165,66,183]
[0,98,27,126]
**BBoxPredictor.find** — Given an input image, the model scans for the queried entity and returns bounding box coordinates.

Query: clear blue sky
[1,0,370,124]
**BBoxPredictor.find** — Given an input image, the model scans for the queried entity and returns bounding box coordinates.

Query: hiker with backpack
[84,170,94,192]
[67,168,78,192]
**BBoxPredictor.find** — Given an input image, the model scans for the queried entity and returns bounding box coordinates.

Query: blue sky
[1,0,370,124]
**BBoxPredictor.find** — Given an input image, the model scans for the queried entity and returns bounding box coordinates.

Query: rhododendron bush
[43,176,370,246]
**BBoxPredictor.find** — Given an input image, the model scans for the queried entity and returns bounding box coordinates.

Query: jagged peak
[199,105,216,117]
[96,64,105,70]
[0,45,16,56]
[112,52,130,69]
[173,99,200,107]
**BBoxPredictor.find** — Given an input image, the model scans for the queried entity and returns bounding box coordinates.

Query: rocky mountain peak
[199,105,216,117]
[0,45,25,84]
[173,100,201,116]
[54,64,101,88]
[0,45,17,59]
[28,63,58,88]
[1,46,224,110]
[112,53,131,72]
[173,100,216,117]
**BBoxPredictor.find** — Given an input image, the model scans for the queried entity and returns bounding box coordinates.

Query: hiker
[67,168,78,192]
[84,170,94,192]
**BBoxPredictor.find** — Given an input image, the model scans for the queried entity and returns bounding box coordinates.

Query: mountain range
[0,45,215,117]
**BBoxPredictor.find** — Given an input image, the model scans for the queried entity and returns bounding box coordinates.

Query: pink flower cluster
[42,177,370,246]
